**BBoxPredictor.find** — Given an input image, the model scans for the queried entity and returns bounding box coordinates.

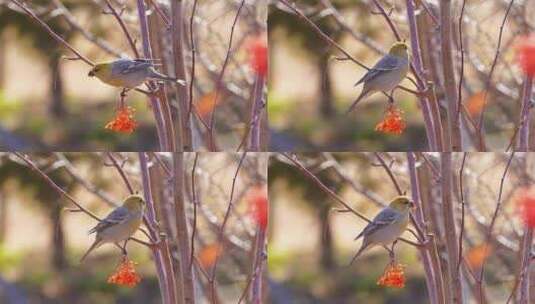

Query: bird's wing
[354,207,399,240]
[354,55,402,86]
[115,59,152,75]
[134,58,163,66]
[88,206,130,234]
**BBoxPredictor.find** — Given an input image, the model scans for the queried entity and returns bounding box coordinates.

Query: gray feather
[354,207,398,240]
[355,55,403,86]
[88,206,129,234]
[111,59,153,75]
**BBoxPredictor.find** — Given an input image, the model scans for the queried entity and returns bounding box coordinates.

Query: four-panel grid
[0,1,534,304]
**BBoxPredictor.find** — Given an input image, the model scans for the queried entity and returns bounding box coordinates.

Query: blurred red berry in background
[246,185,268,231]
[247,34,268,77]
[517,186,535,228]
[199,243,223,269]
[517,35,535,78]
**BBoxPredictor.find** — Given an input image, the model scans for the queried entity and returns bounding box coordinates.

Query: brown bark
[439,1,462,151]
[50,204,66,271]
[49,54,65,118]
[0,192,6,244]
[440,153,463,303]
[174,153,195,304]
[171,1,193,151]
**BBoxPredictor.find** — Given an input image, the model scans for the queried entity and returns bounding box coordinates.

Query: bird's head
[388,195,414,211]
[88,63,108,78]
[122,194,146,211]
[389,41,410,58]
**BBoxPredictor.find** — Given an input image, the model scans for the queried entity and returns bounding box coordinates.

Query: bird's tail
[348,242,370,266]
[149,71,186,85]
[80,239,102,263]
[346,89,371,114]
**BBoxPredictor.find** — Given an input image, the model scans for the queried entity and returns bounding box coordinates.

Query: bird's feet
[115,242,128,256]
[120,88,130,99]
[383,241,398,263]
[121,240,128,256]
[118,88,130,108]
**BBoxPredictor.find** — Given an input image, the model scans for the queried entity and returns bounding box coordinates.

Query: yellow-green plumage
[91,63,125,87]
[388,41,410,57]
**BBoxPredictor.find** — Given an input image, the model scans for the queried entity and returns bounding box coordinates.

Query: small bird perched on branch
[80,194,146,262]
[347,41,410,113]
[88,58,185,89]
[349,195,414,265]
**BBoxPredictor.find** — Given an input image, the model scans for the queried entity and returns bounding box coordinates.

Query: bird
[347,41,410,113]
[87,58,185,89]
[349,195,414,265]
[80,194,145,262]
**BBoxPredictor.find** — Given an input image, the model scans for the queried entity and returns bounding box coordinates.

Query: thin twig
[106,152,134,194]
[52,0,123,58]
[102,0,139,58]
[457,153,467,273]
[187,0,199,128]
[12,152,100,221]
[456,0,467,129]
[189,153,199,271]
[374,153,402,195]
[208,0,246,151]
[475,0,515,150]
[278,0,369,70]
[8,0,94,65]
[477,152,515,300]
[209,153,248,303]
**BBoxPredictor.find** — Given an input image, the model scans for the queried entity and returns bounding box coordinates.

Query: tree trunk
[518,228,533,303]
[318,54,334,118]
[440,153,463,303]
[0,192,6,244]
[49,54,65,118]
[50,204,66,271]
[0,32,5,90]
[318,203,334,270]
[174,152,195,304]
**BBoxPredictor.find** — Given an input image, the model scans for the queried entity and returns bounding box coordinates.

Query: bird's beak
[409,200,416,209]
[88,70,94,77]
